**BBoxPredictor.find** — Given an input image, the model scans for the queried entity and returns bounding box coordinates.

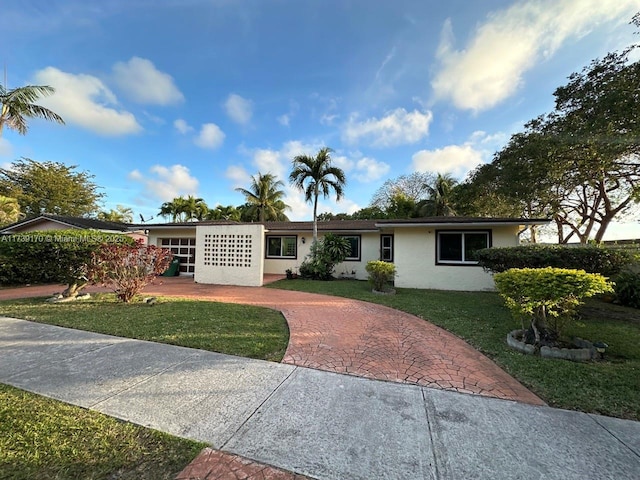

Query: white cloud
[277,100,299,127]
[173,118,194,134]
[253,148,285,179]
[0,138,12,157]
[343,108,433,147]
[112,57,184,105]
[432,0,637,112]
[277,114,290,126]
[353,157,391,183]
[129,164,199,202]
[194,123,225,149]
[412,145,483,179]
[224,93,253,125]
[33,67,142,136]
[225,165,251,188]
[128,169,143,181]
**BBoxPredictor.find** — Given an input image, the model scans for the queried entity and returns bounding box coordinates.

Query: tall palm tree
[235,172,289,222]
[419,173,458,217]
[290,147,346,242]
[0,84,65,137]
[0,195,22,225]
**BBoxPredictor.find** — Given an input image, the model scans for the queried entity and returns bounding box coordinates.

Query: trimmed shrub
[298,234,351,280]
[365,260,396,292]
[476,245,632,277]
[494,267,614,345]
[0,230,134,295]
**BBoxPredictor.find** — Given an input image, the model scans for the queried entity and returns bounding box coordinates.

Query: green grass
[0,383,206,480]
[0,294,289,362]
[269,279,640,420]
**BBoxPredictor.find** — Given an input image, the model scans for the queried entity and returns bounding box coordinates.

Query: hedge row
[475,245,633,277]
[0,230,134,286]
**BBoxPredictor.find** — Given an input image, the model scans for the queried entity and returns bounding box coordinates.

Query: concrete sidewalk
[1,317,639,480]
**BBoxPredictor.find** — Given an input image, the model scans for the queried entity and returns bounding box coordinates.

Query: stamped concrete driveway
[140,277,543,405]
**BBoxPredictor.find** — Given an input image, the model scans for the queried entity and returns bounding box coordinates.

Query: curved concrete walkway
[0,277,541,405]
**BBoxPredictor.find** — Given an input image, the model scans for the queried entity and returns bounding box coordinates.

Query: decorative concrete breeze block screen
[202,234,253,268]
[195,224,264,287]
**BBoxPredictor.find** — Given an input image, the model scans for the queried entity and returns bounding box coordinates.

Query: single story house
[0,214,148,243]
[142,217,549,291]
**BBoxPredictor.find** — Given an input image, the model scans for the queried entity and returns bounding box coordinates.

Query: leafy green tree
[97,205,134,223]
[385,192,417,219]
[0,158,103,217]
[0,196,22,225]
[0,84,64,137]
[350,206,387,220]
[236,173,289,222]
[290,147,346,242]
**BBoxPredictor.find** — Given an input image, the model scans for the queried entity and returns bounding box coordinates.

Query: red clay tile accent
[175,448,311,480]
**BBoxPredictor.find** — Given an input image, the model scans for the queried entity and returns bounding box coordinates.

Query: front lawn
[0,294,289,362]
[0,383,205,479]
[269,279,640,421]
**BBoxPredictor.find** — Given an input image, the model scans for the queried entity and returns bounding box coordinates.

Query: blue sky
[1,0,639,239]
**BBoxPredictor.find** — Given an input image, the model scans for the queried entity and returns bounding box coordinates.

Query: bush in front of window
[365,260,396,292]
[298,234,351,280]
[475,245,632,277]
[494,267,614,346]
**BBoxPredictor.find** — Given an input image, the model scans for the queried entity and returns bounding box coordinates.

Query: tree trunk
[62,281,86,298]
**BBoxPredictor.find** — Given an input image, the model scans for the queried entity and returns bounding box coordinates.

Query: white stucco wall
[263,234,308,275]
[262,231,381,280]
[393,225,520,291]
[194,224,264,286]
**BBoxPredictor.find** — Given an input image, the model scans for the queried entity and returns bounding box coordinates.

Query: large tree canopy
[0,158,103,217]
[458,44,640,243]
[370,172,435,211]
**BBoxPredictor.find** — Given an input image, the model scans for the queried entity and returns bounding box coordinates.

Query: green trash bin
[162,257,181,277]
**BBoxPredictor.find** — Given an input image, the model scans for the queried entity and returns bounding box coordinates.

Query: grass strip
[0,383,205,480]
[0,294,289,362]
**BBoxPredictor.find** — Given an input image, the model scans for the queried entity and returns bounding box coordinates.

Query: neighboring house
[0,214,148,243]
[142,217,549,291]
